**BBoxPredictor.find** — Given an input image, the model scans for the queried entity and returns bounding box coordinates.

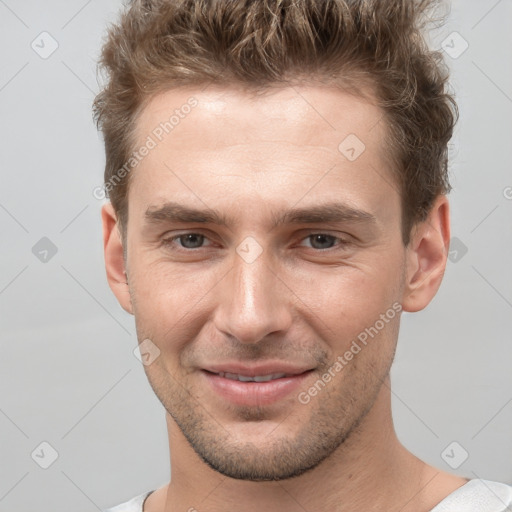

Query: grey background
[0,0,511,510]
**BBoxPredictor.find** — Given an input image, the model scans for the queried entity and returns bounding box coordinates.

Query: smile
[214,372,290,382]
[201,369,314,406]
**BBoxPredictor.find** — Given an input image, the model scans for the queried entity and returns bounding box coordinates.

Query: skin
[102,84,468,511]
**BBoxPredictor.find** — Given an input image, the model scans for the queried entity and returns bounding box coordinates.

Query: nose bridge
[213,240,291,344]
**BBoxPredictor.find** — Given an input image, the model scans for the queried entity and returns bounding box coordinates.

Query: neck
[154,380,443,512]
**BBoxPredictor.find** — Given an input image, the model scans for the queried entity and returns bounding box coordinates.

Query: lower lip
[201,370,313,406]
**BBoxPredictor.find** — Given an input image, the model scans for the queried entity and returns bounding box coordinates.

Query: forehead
[135,83,386,152]
[128,84,397,225]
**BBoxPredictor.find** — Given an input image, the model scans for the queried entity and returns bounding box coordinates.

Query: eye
[162,233,212,250]
[299,234,349,250]
[160,232,350,253]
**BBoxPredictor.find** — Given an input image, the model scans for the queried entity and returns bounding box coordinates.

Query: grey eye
[178,234,205,249]
[307,234,337,250]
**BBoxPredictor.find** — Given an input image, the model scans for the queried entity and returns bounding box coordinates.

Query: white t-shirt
[103,479,512,512]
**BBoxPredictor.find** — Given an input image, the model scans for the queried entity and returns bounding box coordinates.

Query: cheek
[129,249,202,304]
[286,262,401,348]
[128,260,220,348]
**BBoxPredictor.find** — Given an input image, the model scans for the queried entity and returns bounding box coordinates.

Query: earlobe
[101,203,133,315]
[401,196,451,313]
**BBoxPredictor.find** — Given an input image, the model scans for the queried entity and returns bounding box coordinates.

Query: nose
[212,244,293,344]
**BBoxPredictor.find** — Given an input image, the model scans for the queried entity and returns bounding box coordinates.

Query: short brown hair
[93,0,458,246]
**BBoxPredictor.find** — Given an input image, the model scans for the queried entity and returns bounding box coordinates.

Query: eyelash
[161,232,350,252]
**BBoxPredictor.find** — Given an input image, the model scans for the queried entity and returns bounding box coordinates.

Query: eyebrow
[144,201,377,230]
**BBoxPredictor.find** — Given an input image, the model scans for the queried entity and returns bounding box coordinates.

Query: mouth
[201,366,315,406]
[208,371,295,382]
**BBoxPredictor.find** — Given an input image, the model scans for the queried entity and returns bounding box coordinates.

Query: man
[95,0,512,510]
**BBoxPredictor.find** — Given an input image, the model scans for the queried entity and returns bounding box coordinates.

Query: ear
[101,203,133,315]
[401,195,451,313]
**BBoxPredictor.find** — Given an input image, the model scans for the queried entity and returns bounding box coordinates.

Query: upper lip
[202,362,315,377]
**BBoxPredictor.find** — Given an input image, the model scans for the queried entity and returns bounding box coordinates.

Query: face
[115,84,410,480]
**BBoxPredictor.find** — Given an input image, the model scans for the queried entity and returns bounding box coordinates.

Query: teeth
[218,372,288,382]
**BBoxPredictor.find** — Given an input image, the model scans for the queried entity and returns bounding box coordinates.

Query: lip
[203,362,314,377]
[201,366,315,406]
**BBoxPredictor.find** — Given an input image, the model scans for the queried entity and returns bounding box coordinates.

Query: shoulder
[431,479,512,512]
[103,491,155,512]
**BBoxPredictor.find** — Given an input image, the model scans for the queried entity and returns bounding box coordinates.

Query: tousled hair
[93,0,458,246]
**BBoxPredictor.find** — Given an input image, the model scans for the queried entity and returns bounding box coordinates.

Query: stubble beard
[143,355,390,482]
